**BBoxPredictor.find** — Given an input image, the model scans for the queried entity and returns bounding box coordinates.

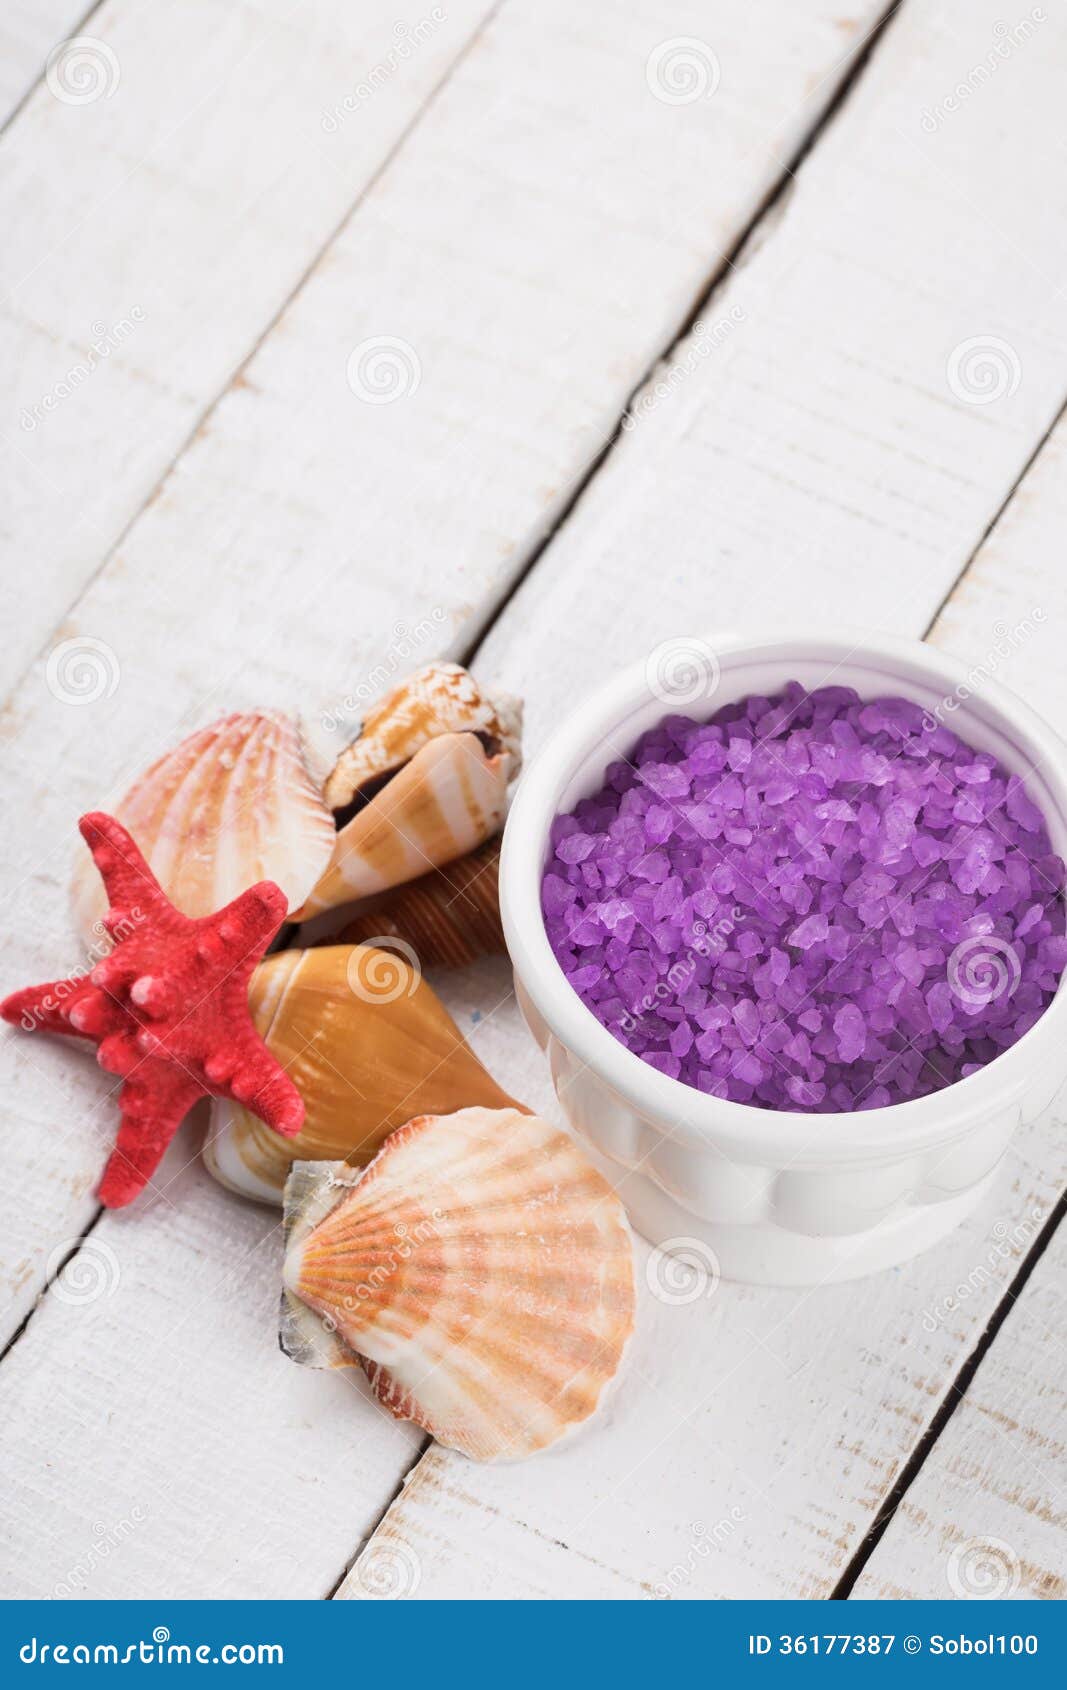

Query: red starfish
[1,812,304,1207]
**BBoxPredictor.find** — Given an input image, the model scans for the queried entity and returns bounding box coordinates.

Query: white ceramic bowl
[500,631,1067,1284]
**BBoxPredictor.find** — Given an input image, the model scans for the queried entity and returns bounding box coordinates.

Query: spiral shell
[297,732,512,921]
[324,661,521,811]
[281,1107,635,1462]
[72,712,335,945]
[295,664,521,922]
[334,836,504,968]
[202,946,515,1204]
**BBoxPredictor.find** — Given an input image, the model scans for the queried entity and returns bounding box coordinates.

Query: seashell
[281,1107,636,1462]
[202,946,516,1204]
[295,663,522,922]
[296,732,513,921]
[333,835,504,968]
[73,712,335,946]
[323,660,521,811]
[279,1161,363,1369]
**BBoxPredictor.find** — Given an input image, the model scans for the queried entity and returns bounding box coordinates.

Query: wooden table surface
[2,0,1065,1601]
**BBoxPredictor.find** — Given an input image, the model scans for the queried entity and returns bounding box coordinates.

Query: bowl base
[610,1163,1001,1287]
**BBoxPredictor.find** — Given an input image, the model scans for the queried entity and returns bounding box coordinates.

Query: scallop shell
[295,732,512,921]
[334,835,504,967]
[281,1107,636,1462]
[202,946,516,1204]
[72,712,335,946]
[323,660,522,811]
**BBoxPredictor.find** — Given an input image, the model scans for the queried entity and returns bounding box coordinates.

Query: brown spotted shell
[334,836,504,967]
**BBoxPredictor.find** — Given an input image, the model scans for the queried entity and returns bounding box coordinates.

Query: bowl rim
[499,628,1067,1164]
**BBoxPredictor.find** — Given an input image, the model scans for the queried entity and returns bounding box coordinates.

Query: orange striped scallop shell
[282,1107,635,1461]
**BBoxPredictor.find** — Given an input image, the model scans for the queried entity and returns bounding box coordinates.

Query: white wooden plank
[472,7,1067,752]
[0,1146,421,1600]
[849,417,1067,1604]
[1,0,886,1335]
[339,0,1067,1598]
[0,1,91,128]
[0,0,886,1600]
[1,0,496,697]
[852,1225,1066,1601]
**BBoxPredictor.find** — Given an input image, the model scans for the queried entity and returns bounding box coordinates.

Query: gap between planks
[0,0,895,1382]
[0,0,104,139]
[0,0,506,716]
[329,0,1067,1593]
[831,1187,1067,1597]
[323,0,923,1603]
[456,0,907,668]
[918,390,1067,644]
[323,1435,433,1602]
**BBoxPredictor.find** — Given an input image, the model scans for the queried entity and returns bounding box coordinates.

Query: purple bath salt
[542,683,1066,1112]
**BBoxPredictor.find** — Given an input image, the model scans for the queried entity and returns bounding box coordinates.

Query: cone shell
[202,946,516,1204]
[282,1107,636,1462]
[323,661,522,811]
[334,836,504,968]
[296,732,512,921]
[72,712,335,946]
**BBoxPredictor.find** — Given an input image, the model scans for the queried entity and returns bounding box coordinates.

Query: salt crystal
[543,685,1064,1111]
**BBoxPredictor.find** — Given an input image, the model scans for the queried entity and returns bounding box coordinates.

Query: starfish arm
[1,977,97,1038]
[78,812,173,929]
[97,1065,204,1207]
[226,1025,305,1137]
[6,812,300,1207]
[216,882,289,962]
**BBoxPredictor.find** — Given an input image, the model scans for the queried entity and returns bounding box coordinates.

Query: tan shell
[281,1107,636,1462]
[323,661,521,811]
[296,732,511,921]
[202,946,516,1204]
[335,836,504,968]
[72,712,335,945]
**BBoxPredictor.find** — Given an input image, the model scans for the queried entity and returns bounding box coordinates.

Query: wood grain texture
[473,0,1067,752]
[0,0,92,127]
[0,0,887,1599]
[339,0,1067,1599]
[850,409,1067,1604]
[0,0,885,1339]
[1,0,887,700]
[1,0,495,697]
[852,1226,1066,1601]
[0,1146,421,1600]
